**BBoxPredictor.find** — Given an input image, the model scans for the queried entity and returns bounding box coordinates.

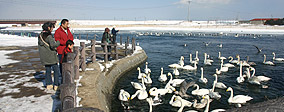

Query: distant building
[250,18,280,25]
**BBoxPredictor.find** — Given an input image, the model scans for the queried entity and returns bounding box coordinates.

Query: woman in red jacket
[54,19,74,83]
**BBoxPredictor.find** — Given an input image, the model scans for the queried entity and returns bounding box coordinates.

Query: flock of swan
[118,49,284,112]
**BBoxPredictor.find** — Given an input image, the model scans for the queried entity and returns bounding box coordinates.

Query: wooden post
[104,41,108,63]
[133,37,136,50]
[62,53,75,84]
[127,36,130,48]
[80,42,86,71]
[79,33,81,40]
[132,37,135,53]
[60,83,76,111]
[115,43,118,60]
[124,42,127,56]
[91,39,96,62]
[86,34,89,41]
[120,36,122,45]
[74,47,80,80]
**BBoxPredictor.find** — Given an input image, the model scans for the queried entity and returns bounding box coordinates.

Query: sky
[0,0,283,21]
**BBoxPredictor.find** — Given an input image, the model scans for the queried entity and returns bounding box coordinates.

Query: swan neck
[204,97,210,112]
[212,82,216,92]
[178,99,185,112]
[190,54,192,61]
[251,68,256,77]
[201,68,204,79]
[214,75,218,82]
[263,55,266,63]
[239,64,242,77]
[219,52,221,58]
[149,100,152,112]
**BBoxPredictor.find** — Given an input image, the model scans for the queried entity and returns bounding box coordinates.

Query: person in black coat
[111,26,119,44]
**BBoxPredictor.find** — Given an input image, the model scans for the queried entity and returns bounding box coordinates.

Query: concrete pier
[77,48,147,112]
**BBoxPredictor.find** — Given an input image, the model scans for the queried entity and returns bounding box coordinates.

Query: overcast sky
[0,0,283,21]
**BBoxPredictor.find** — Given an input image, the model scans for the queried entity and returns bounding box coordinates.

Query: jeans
[45,64,61,86]
[58,54,63,84]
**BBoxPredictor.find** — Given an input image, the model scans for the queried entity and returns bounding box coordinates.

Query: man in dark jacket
[54,19,74,75]
[111,26,119,44]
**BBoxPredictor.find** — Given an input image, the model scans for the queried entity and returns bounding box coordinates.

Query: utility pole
[187,0,191,22]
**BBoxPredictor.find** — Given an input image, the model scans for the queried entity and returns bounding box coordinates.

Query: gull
[253,45,262,53]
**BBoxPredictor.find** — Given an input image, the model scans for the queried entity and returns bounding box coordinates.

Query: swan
[216,68,221,75]
[236,62,245,83]
[158,67,167,82]
[218,52,226,60]
[272,52,284,61]
[143,72,152,84]
[191,84,209,96]
[213,74,227,89]
[249,67,271,82]
[169,56,184,68]
[168,72,185,87]
[226,87,253,107]
[236,55,250,67]
[144,62,151,74]
[217,44,223,48]
[173,67,180,75]
[146,98,153,112]
[228,56,238,64]
[203,95,226,112]
[198,67,208,84]
[222,59,235,68]
[175,96,193,112]
[246,67,261,85]
[118,89,130,101]
[131,76,146,90]
[206,54,214,62]
[192,99,207,109]
[174,81,195,98]
[149,87,169,96]
[204,53,212,65]
[216,60,228,74]
[194,51,200,62]
[190,54,198,64]
[169,95,193,108]
[209,81,221,100]
[263,54,275,65]
[130,88,148,100]
[137,67,146,80]
[183,62,197,71]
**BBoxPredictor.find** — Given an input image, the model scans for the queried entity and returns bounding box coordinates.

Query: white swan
[130,89,148,100]
[204,53,212,65]
[169,56,184,68]
[168,73,185,87]
[144,62,151,74]
[226,87,253,107]
[263,54,275,65]
[169,95,193,108]
[137,67,146,80]
[249,67,271,82]
[194,51,199,62]
[118,89,130,101]
[183,62,197,71]
[131,76,146,90]
[192,99,207,109]
[246,67,261,85]
[203,95,226,112]
[143,72,152,84]
[218,52,226,60]
[213,74,227,89]
[198,67,208,84]
[206,54,214,63]
[236,62,245,83]
[222,59,235,68]
[173,67,180,75]
[216,60,228,74]
[216,68,221,75]
[209,81,221,100]
[158,67,167,82]
[149,87,169,96]
[176,96,193,112]
[236,55,250,67]
[228,56,238,64]
[146,98,153,112]
[190,54,198,64]
[191,84,209,96]
[272,52,284,61]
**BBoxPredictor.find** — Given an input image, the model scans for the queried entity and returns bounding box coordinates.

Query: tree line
[265,18,284,25]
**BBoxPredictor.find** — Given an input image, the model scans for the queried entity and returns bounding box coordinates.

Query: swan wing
[216,82,227,89]
[257,76,271,82]
[131,82,143,90]
[231,95,253,103]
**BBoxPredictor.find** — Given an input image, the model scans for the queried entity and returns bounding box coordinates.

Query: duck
[272,52,284,61]
[158,67,167,82]
[169,56,185,69]
[203,95,226,112]
[228,56,238,64]
[191,84,209,96]
[226,87,253,107]
[236,62,245,83]
[118,89,130,101]
[137,67,146,80]
[168,72,185,87]
[218,52,226,60]
[131,75,146,90]
[144,62,151,74]
[209,81,221,100]
[213,74,227,89]
[263,54,275,65]
[183,62,197,71]
[173,67,180,75]
[198,67,208,84]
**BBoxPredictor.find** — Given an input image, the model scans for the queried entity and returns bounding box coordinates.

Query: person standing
[111,26,119,44]
[38,22,61,90]
[101,28,112,60]
[54,19,74,77]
